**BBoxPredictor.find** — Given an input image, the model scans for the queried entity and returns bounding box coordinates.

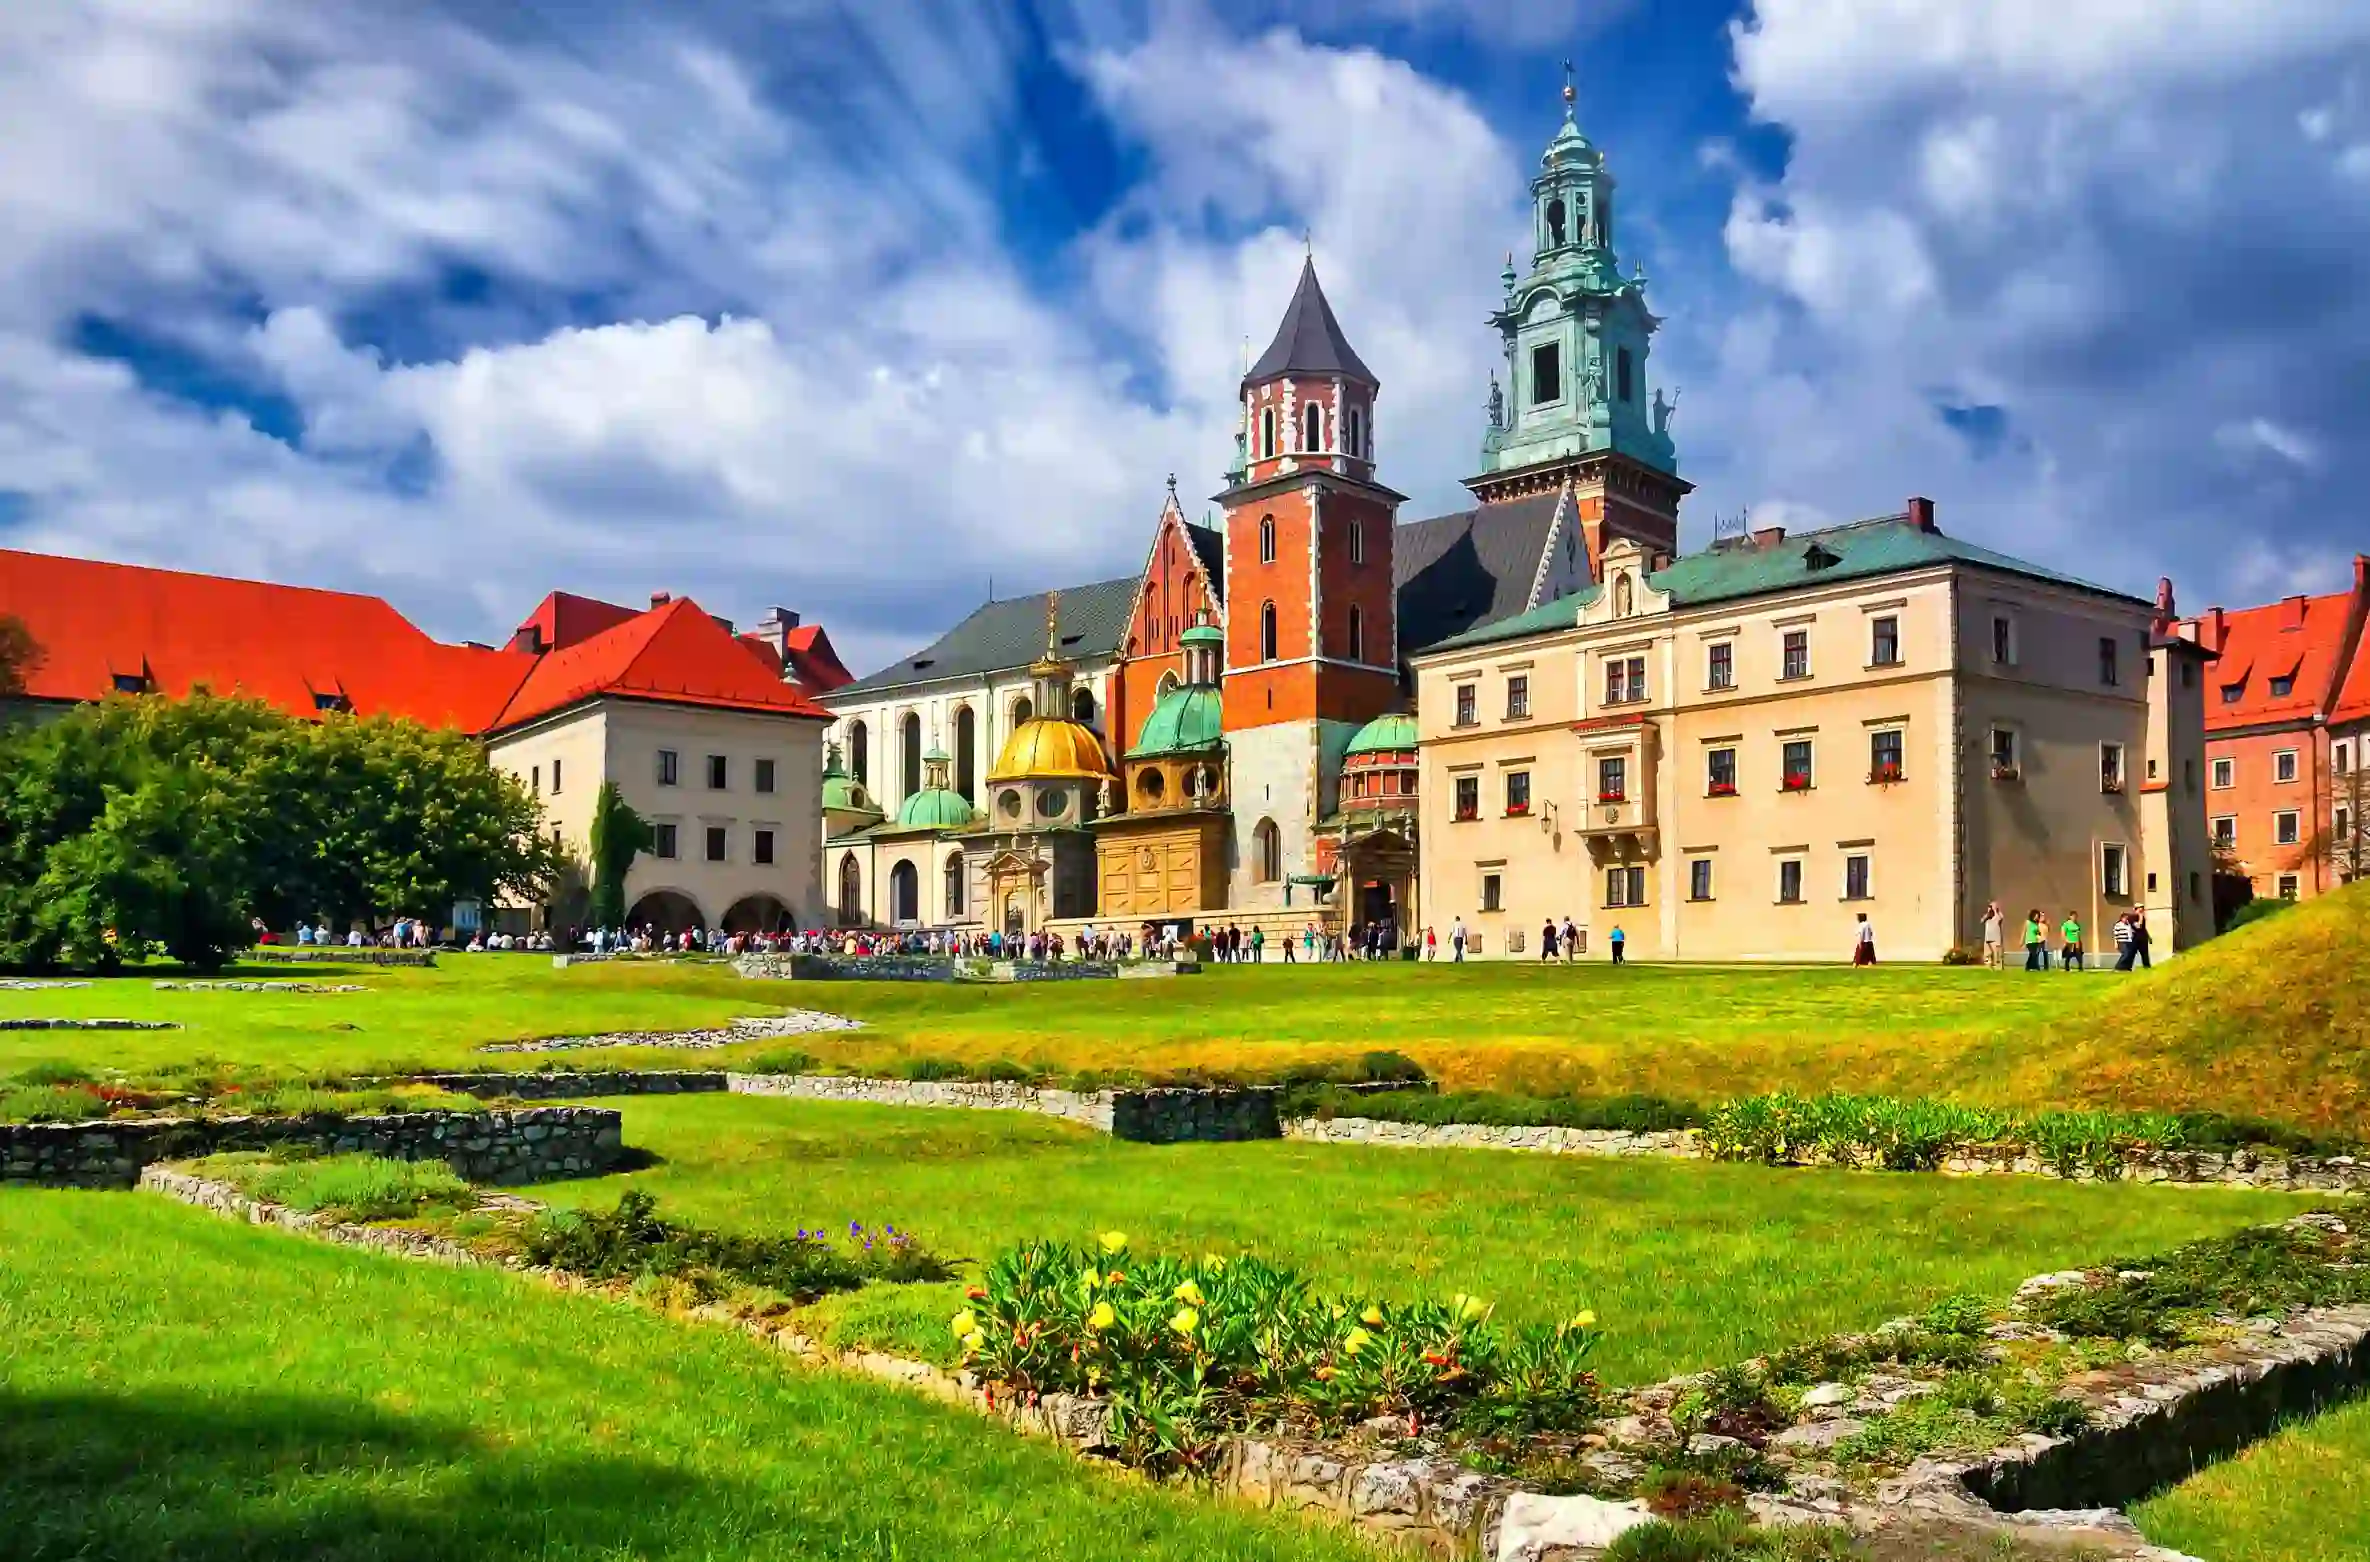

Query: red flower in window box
[1453,806,1479,822]
[1707,780,1737,797]
[1868,764,1904,785]
[1990,762,2021,782]
[1595,789,1626,804]
[1782,772,1813,792]
[1504,803,1531,817]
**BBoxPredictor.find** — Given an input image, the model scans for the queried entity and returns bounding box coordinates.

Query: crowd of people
[1980,902,2154,972]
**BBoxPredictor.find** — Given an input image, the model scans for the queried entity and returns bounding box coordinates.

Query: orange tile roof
[516,591,640,653]
[495,596,832,728]
[2191,588,2360,731]
[2328,560,2370,726]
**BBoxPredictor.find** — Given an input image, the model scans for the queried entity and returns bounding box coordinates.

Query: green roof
[1416,518,2138,657]
[894,787,980,831]
[1179,622,1224,647]
[1345,711,1419,756]
[1127,684,1224,759]
[829,577,1140,700]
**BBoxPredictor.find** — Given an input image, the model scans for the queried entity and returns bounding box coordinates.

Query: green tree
[588,781,653,929]
[0,614,39,699]
[32,771,254,969]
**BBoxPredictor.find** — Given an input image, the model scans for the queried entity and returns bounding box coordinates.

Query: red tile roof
[0,549,830,734]
[2329,560,2370,726]
[2188,587,2360,731]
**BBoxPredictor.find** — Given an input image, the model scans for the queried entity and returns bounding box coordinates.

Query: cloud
[2215,417,2320,470]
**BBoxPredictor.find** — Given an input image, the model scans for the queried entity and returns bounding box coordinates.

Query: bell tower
[1216,254,1406,908]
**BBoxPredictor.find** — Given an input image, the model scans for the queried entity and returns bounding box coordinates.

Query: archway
[722,894,795,933]
[889,860,920,924]
[626,889,704,935]
[837,853,863,924]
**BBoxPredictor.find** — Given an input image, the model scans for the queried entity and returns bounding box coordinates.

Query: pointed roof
[1246,258,1374,385]
[496,597,832,730]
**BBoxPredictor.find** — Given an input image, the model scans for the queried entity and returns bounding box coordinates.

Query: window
[1603,655,1646,705]
[1606,865,1646,907]
[705,826,727,862]
[1506,675,1530,720]
[2182,661,2197,688]
[838,854,862,922]
[1869,729,1904,783]
[2185,758,2198,793]
[1781,739,1814,791]
[2211,815,2236,847]
[1777,860,1804,904]
[654,822,679,859]
[1259,515,1276,563]
[112,672,147,694]
[1597,757,1626,803]
[945,854,965,915]
[1845,854,1872,901]
[2335,741,2354,774]
[1259,407,1276,460]
[848,721,869,785]
[1991,614,2016,666]
[754,829,776,866]
[1530,342,1561,406]
[530,765,541,795]
[2276,811,2300,846]
[1505,770,1532,816]
[1616,346,1634,403]
[2189,870,2202,901]
[551,759,563,793]
[1707,642,1734,691]
[1254,819,1282,882]
[1989,728,2020,780]
[2337,806,2352,843]
[2220,682,2244,706]
[707,754,728,790]
[2102,843,2128,899]
[1302,402,1322,452]
[1453,775,1480,821]
[755,758,776,794]
[1454,684,1478,728]
[1870,615,1900,667]
[1780,629,1810,681]
[2098,636,2121,687]
[2276,750,2299,784]
[2212,757,2234,789]
[1260,601,1278,662]
[1349,519,1365,564]
[1482,872,1504,913]
[1707,747,1737,796]
[2271,674,2296,698]
[1347,605,1364,662]
[2101,743,2126,793]
[1546,197,1567,246]
[657,749,680,787]
[1688,859,1714,902]
[2278,874,2301,901]
[1346,405,1365,459]
[1072,688,1096,727]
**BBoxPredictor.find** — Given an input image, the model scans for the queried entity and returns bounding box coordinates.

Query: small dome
[821,749,882,818]
[1345,711,1419,758]
[895,786,980,830]
[989,718,1111,783]
[1128,685,1224,760]
[1179,622,1224,649]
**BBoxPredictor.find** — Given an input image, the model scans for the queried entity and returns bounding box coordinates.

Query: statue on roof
[1652,386,1678,437]
[1486,373,1504,430]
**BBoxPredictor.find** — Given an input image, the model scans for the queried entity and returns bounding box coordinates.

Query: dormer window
[112,672,146,694]
[1803,543,1840,571]
[313,691,351,713]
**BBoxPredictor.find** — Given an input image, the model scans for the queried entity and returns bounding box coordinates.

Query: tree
[2294,761,2370,889]
[0,614,39,699]
[587,781,653,929]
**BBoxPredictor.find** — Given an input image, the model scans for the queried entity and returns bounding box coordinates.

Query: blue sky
[3,0,2366,674]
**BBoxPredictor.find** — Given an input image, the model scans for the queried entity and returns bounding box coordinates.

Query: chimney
[2284,593,2308,631]
[1751,525,1787,547]
[508,624,545,655]
[649,591,672,610]
[757,606,802,633]
[2152,577,2176,632]
[1906,496,1937,531]
[2357,554,2369,596]
[2205,606,2226,650]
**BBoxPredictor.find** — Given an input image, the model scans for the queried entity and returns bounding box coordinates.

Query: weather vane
[1562,59,1576,118]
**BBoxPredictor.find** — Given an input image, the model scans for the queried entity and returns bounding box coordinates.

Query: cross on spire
[1561,59,1576,121]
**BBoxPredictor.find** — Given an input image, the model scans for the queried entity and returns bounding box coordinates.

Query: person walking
[1451,917,1467,962]
[2131,908,2153,970]
[2112,911,2137,971]
[2059,911,2085,971]
[1980,902,2005,969]
[1250,926,1265,964]
[1540,919,1558,961]
[1609,923,1626,966]
[2023,909,2047,972]
[1853,912,1877,966]
[1561,916,1579,964]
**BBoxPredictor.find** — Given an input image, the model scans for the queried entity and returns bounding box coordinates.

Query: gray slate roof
[1184,522,1225,601]
[830,577,1139,699]
[1394,492,1571,654]
[1247,259,1375,384]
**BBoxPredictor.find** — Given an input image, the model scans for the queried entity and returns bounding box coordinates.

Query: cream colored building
[1412,504,2212,961]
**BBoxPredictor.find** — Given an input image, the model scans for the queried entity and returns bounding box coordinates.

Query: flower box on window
[1504,803,1531,817]
[1453,806,1479,822]
[2101,778,2125,794]
[1595,790,1626,804]
[1991,763,2021,782]
[1867,764,1905,785]
[1781,773,1813,792]
[1707,780,1737,798]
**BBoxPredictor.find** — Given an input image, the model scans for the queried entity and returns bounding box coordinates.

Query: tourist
[1981,902,2005,969]
[2113,911,2138,971]
[1852,913,1876,966]
[1609,923,1626,965]
[1540,919,1558,961]
[1561,916,1578,964]
[1250,926,1265,963]
[2059,911,2084,972]
[1423,925,1436,961]
[1450,917,1467,962]
[2131,909,2153,970]
[2023,909,2047,972]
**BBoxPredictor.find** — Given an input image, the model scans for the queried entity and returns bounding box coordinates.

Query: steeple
[1230,256,1389,494]
[1246,257,1375,386]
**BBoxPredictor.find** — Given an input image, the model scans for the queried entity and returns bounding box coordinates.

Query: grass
[2134,1396,2370,1562]
[528,1093,2318,1384]
[0,1188,1377,1562]
[181,1151,476,1222]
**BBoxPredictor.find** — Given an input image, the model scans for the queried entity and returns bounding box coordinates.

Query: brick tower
[1217,256,1407,909]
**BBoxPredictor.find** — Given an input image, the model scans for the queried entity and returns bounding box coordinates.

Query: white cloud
[2215,417,2320,469]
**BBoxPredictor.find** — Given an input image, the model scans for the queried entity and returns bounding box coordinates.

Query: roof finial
[1561,59,1576,122]
[1166,472,1179,504]
[1043,589,1061,657]
[1303,226,1313,259]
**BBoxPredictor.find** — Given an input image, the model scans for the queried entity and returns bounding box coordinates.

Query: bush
[1606,1512,1858,1561]
[738,1048,818,1076]
[249,1153,475,1221]
[2023,1221,2370,1345]
[9,1059,95,1087]
[0,1084,109,1123]
[957,1235,1603,1471]
[2221,896,2296,934]
[516,1191,948,1301]
[1939,945,1981,966]
[1283,1086,1700,1134]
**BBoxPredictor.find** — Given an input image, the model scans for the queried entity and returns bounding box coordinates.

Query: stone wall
[252,949,436,967]
[0,1018,180,1031]
[980,960,1117,982]
[734,953,954,982]
[0,1106,622,1188]
[1284,1116,1701,1160]
[411,1070,730,1100]
[727,1073,1118,1132]
[1110,1087,1281,1144]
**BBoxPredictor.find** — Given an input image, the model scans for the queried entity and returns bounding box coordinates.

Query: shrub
[249,1153,475,1222]
[738,1048,818,1076]
[1284,1086,1700,1134]
[1939,945,1980,966]
[516,1191,947,1301]
[0,1084,109,1123]
[2221,896,2295,934]
[898,1057,970,1083]
[1607,1513,1859,1561]
[2024,1222,2370,1345]
[9,1059,94,1087]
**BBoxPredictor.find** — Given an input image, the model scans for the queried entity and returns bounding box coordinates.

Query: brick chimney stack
[1907,496,1937,531]
[649,591,672,610]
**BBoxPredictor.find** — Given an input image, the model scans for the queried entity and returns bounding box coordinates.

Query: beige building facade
[1413,507,2212,962]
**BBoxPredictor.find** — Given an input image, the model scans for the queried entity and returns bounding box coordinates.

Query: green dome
[1179,622,1224,648]
[1128,684,1224,759]
[1345,711,1419,758]
[821,752,882,818]
[895,787,980,830]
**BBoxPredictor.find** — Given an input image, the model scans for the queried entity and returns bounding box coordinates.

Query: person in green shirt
[2059,912,2084,971]
[2023,909,2047,972]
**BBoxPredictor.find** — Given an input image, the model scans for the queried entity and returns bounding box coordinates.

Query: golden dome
[989,718,1112,782]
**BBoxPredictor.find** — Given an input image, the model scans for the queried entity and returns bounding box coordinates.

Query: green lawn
[2135,1397,2370,1562]
[0,1189,1374,1562]
[531,1093,2317,1385]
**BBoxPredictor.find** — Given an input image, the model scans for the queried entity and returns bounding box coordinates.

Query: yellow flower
[1172,1280,1204,1306]
[961,1330,984,1352]
[1089,1301,1117,1330]
[1457,1295,1490,1323]
[1079,1267,1100,1290]
[1099,1230,1129,1255]
[1343,1326,1373,1356]
[950,1309,978,1339]
[1360,1304,1385,1328]
[1169,1306,1200,1337]
[1569,1309,1598,1332]
[1201,1253,1227,1271]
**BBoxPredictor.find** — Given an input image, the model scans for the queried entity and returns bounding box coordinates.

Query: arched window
[1254,819,1282,883]
[900,712,922,798]
[1259,514,1276,563]
[1348,604,1364,663]
[1346,405,1364,458]
[944,853,965,916]
[1349,518,1365,565]
[1546,197,1567,248]
[953,705,976,800]
[838,853,863,924]
[1302,402,1322,452]
[1071,688,1096,726]
[847,720,869,785]
[1614,573,1633,618]
[1012,696,1033,727]
[1259,407,1276,459]
[1260,601,1278,662]
[1617,347,1634,404]
[889,860,919,924]
[1157,670,1180,698]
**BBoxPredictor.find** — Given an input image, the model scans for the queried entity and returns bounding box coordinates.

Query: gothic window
[1012,696,1033,727]
[1349,518,1365,565]
[944,853,965,916]
[1346,405,1364,457]
[1531,342,1561,406]
[1617,347,1634,403]
[1260,514,1276,563]
[1260,601,1278,662]
[954,706,976,799]
[1071,688,1096,727]
[1254,818,1282,883]
[1157,670,1180,698]
[847,720,869,785]
[1302,402,1322,452]
[1546,197,1567,248]
[900,712,922,798]
[1260,407,1276,460]
[1348,605,1365,662]
[837,854,862,923]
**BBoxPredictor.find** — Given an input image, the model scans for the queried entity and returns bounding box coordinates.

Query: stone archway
[722,894,795,933]
[626,889,704,935]
[889,860,920,924]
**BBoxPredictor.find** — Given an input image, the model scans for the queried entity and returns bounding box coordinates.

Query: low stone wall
[252,949,435,967]
[1,1105,622,1188]
[1936,1142,2370,1194]
[411,1070,729,1100]
[978,960,1119,982]
[139,1166,494,1265]
[1116,960,1198,979]
[1111,1087,1281,1144]
[1284,1116,1701,1160]
[151,980,367,993]
[733,952,957,982]
[0,1017,180,1031]
[727,1073,1118,1132]
[477,1011,863,1054]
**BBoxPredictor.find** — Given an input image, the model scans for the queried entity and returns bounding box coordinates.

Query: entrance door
[1003,893,1024,938]
[1360,879,1396,928]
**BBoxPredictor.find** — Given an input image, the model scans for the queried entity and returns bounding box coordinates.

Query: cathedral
[818,84,1688,939]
